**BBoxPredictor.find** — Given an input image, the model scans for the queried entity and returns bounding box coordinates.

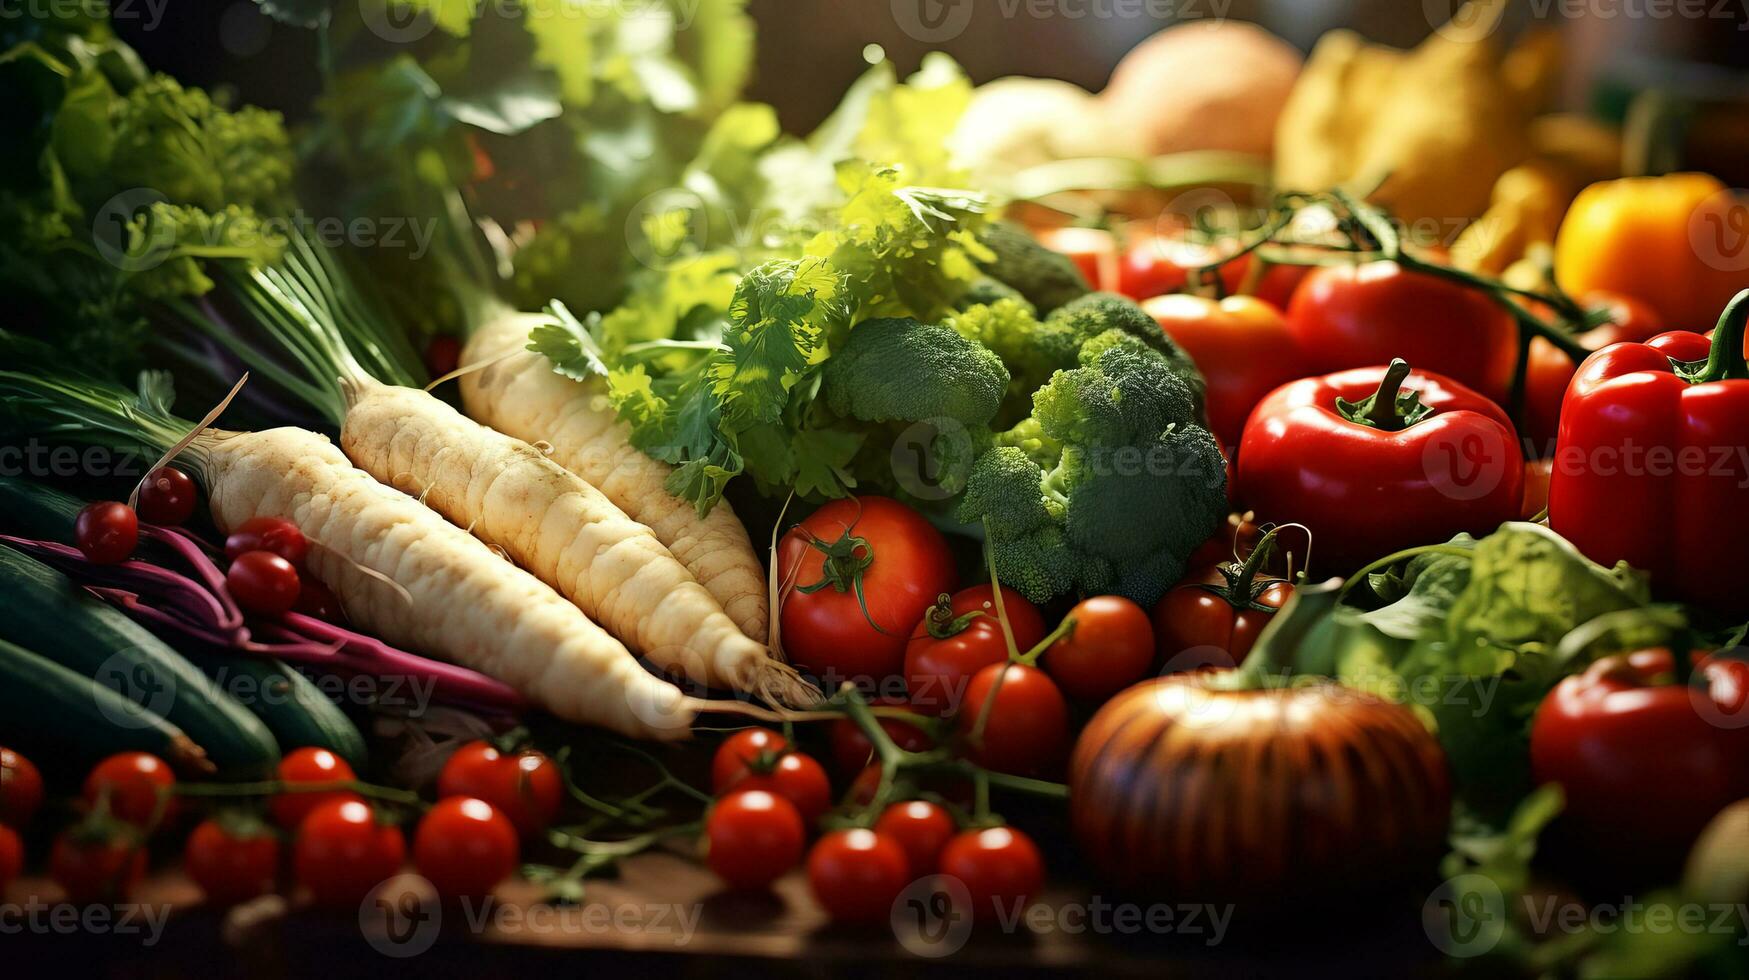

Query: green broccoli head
[1046,292,1206,417]
[953,276,1032,313]
[822,317,1009,427]
[971,222,1091,315]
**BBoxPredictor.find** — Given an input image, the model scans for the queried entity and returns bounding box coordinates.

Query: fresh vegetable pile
[1,0,1748,974]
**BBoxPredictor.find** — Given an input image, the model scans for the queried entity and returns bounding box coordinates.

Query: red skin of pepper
[1238,365,1524,573]
[1549,300,1749,615]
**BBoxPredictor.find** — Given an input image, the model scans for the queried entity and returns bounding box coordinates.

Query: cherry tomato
[957,664,1070,777]
[437,741,563,838]
[136,466,198,525]
[777,496,957,687]
[720,752,832,826]
[224,516,309,567]
[83,752,176,828]
[829,703,933,776]
[270,748,362,831]
[1520,291,1664,454]
[414,797,520,899]
[1,746,44,827]
[807,829,912,923]
[294,799,407,907]
[904,585,1044,716]
[1187,512,1269,571]
[227,551,301,617]
[186,817,280,904]
[1040,596,1157,702]
[1521,458,1553,521]
[705,790,805,891]
[939,826,1045,921]
[1116,234,1250,301]
[848,763,973,809]
[424,335,462,380]
[710,728,790,794]
[51,829,146,904]
[0,825,21,891]
[74,501,138,564]
[292,576,346,622]
[874,801,956,879]
[1153,531,1294,673]
[1036,226,1117,290]
[1144,293,1304,451]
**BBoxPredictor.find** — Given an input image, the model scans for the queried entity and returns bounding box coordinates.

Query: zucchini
[181,650,368,772]
[0,544,280,776]
[0,636,216,774]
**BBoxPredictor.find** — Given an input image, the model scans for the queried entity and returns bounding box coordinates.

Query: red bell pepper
[1142,293,1305,451]
[1238,359,1524,572]
[1549,290,1749,614]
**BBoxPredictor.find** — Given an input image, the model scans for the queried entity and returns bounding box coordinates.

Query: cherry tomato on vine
[874,801,957,879]
[414,797,520,899]
[777,496,956,686]
[292,576,346,622]
[1153,528,1294,673]
[74,501,138,564]
[957,664,1070,777]
[705,790,805,891]
[710,728,789,794]
[1,746,43,827]
[227,551,301,617]
[904,585,1044,716]
[1036,226,1117,289]
[224,516,309,567]
[939,826,1045,921]
[270,748,361,831]
[83,752,176,829]
[808,829,911,923]
[0,825,21,891]
[437,741,563,838]
[136,466,198,525]
[294,799,406,908]
[186,816,280,904]
[720,753,831,826]
[1116,234,1250,301]
[51,829,147,904]
[848,763,974,809]
[1039,596,1156,702]
[829,702,933,776]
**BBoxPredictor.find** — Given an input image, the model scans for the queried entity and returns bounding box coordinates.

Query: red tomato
[777,497,957,686]
[0,825,21,890]
[186,817,280,904]
[710,728,790,794]
[1143,293,1304,451]
[227,551,301,616]
[224,516,309,566]
[705,790,805,891]
[848,763,973,809]
[807,829,912,923]
[1039,596,1156,702]
[829,704,933,776]
[437,742,563,838]
[874,801,957,879]
[939,826,1045,922]
[1521,291,1664,454]
[294,800,407,907]
[1520,458,1553,521]
[1153,535,1294,672]
[83,752,176,829]
[51,830,147,904]
[904,585,1044,716]
[957,664,1070,776]
[720,753,831,826]
[1035,226,1117,290]
[1253,261,1313,312]
[1,746,43,828]
[270,748,361,831]
[1116,234,1250,301]
[292,576,346,622]
[1287,261,1519,404]
[74,501,138,564]
[424,335,462,381]
[136,466,198,525]
[414,797,520,899]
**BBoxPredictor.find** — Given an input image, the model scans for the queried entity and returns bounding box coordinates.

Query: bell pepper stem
[1693,289,1749,384]
[1339,358,1417,431]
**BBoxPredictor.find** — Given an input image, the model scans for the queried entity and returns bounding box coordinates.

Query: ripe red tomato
[224,516,309,567]
[1036,226,1117,289]
[136,466,198,525]
[710,728,789,794]
[414,797,520,899]
[807,829,912,923]
[957,664,1070,776]
[293,800,407,907]
[874,801,956,879]
[848,763,973,809]
[1143,293,1304,451]
[720,753,831,826]
[74,501,138,564]
[424,335,462,380]
[1152,540,1294,672]
[270,748,362,831]
[1520,458,1553,521]
[186,817,280,904]
[1039,596,1157,702]
[1288,261,1519,404]
[0,825,21,891]
[829,703,933,776]
[83,752,176,829]
[777,496,957,687]
[1116,234,1250,301]
[1521,291,1664,454]
[51,830,147,904]
[904,585,1044,716]
[939,826,1045,921]
[437,742,563,838]
[1,746,43,827]
[228,551,301,616]
[705,790,805,891]
[293,576,346,622]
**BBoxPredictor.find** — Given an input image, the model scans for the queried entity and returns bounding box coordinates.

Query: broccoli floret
[1048,292,1206,416]
[972,222,1091,315]
[822,317,1009,427]
[953,276,1032,313]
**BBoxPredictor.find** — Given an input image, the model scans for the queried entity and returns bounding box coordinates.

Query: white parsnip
[459,311,771,643]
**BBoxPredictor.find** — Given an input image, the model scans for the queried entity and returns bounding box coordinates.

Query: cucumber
[0,475,82,544]
[181,650,368,772]
[0,544,280,776]
[0,636,217,774]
